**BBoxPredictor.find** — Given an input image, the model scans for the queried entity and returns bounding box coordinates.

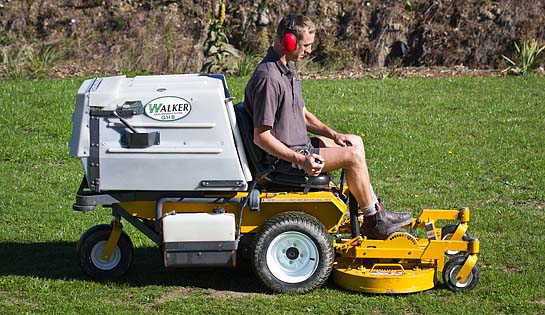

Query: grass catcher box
[69,74,251,192]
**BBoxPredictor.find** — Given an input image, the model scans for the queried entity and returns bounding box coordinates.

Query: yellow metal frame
[99,186,479,294]
[456,254,478,283]
[101,217,122,261]
[117,190,347,234]
[332,208,479,293]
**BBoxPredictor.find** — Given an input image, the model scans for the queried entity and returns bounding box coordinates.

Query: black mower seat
[234,103,330,190]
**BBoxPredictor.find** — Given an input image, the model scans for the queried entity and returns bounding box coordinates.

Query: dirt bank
[1,0,544,76]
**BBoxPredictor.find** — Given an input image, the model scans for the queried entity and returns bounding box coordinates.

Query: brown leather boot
[381,209,413,226]
[375,200,413,226]
[362,211,412,240]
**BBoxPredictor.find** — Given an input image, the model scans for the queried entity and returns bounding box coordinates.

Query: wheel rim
[448,265,473,288]
[266,231,319,283]
[90,240,121,270]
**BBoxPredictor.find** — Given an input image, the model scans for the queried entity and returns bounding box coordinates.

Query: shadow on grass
[0,242,455,295]
[0,241,267,293]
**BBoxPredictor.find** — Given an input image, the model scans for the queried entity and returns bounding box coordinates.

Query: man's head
[276,14,316,62]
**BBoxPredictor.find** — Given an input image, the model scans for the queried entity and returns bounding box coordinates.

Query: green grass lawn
[1,75,544,314]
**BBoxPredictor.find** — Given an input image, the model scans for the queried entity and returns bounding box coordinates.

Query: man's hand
[333,133,363,148]
[301,153,324,176]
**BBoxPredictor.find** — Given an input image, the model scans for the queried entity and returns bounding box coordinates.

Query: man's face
[287,29,315,62]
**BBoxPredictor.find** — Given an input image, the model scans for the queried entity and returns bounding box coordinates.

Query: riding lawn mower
[69,74,480,294]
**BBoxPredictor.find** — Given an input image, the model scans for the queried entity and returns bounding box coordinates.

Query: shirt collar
[265,47,295,78]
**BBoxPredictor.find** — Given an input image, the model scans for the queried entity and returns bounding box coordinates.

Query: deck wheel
[442,256,480,292]
[77,224,133,280]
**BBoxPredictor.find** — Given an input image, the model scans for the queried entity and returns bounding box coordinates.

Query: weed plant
[1,43,62,80]
[502,39,545,76]
[201,0,240,74]
[235,52,264,77]
[0,76,544,314]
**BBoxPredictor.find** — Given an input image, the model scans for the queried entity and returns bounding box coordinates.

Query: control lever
[112,111,138,133]
[113,110,160,148]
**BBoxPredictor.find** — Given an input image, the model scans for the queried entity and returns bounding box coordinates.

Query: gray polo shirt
[244,47,310,148]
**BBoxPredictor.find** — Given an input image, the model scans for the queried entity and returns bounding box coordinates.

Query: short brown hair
[276,14,316,40]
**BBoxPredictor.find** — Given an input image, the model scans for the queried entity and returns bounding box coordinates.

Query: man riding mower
[70,74,480,294]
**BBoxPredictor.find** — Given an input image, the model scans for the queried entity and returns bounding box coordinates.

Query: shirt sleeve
[251,76,279,128]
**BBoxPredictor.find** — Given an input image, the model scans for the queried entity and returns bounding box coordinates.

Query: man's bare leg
[317,135,374,207]
[317,138,412,239]
[319,146,373,207]
[320,147,373,206]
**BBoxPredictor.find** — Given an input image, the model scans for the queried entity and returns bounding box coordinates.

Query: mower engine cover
[69,74,251,192]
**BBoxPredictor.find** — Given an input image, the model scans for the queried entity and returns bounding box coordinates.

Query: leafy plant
[1,48,28,80]
[0,35,15,46]
[502,39,545,75]
[201,0,240,74]
[26,43,62,79]
[1,43,61,80]
[236,52,262,77]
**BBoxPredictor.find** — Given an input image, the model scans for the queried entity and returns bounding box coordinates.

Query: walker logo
[144,96,191,121]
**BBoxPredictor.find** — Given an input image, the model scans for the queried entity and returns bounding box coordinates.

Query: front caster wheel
[442,256,480,292]
[77,224,134,280]
[252,211,334,293]
[441,224,470,257]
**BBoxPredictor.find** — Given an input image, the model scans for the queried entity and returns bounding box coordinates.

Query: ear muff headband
[282,14,298,52]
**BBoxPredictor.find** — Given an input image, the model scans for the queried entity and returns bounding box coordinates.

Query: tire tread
[252,211,334,293]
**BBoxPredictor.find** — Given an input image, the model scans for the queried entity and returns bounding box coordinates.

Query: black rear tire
[252,211,334,293]
[77,224,134,280]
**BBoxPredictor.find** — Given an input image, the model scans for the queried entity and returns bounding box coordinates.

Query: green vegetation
[1,43,62,80]
[1,76,545,314]
[201,0,240,74]
[236,52,264,77]
[502,39,545,76]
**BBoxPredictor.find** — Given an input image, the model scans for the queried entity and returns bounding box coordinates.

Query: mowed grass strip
[0,75,544,314]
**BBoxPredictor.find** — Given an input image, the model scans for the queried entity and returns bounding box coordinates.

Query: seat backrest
[233,103,269,175]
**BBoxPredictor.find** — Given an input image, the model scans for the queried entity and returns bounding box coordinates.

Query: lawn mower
[69,74,480,293]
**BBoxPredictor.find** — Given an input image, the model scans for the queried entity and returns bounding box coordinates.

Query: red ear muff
[282,32,297,52]
[282,14,298,53]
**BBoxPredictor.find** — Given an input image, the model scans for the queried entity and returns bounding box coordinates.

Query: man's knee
[349,135,365,150]
[346,146,365,167]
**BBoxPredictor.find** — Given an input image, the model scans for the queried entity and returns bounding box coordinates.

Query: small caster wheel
[441,224,470,257]
[442,256,480,292]
[77,224,134,280]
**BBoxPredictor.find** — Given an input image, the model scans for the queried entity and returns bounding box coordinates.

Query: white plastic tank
[162,213,236,242]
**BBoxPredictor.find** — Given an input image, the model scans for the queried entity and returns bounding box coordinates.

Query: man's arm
[254,126,324,176]
[304,108,339,139]
[304,108,360,147]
